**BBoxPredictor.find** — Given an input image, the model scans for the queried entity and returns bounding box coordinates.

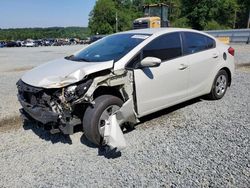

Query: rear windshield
[66,33,150,62]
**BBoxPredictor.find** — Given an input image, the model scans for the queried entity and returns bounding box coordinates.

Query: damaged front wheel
[82,95,123,145]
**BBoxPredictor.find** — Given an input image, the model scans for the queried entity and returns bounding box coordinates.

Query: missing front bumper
[19,96,58,124]
[18,96,81,135]
[19,107,81,135]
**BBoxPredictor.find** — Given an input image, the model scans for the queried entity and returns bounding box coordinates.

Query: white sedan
[25,41,37,47]
[17,28,235,145]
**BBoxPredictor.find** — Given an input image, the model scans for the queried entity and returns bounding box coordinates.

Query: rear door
[132,32,189,117]
[182,32,219,97]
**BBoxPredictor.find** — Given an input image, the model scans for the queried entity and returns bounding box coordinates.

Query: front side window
[183,32,216,55]
[66,34,150,62]
[143,32,182,61]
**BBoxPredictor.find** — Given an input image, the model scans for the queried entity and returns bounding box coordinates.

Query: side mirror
[140,57,162,67]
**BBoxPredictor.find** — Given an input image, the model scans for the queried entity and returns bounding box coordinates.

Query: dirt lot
[0,44,249,187]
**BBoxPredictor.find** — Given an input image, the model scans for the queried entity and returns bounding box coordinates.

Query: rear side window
[206,37,216,49]
[143,32,182,61]
[183,32,216,55]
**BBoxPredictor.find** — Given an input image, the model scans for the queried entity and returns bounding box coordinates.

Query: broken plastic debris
[104,114,126,151]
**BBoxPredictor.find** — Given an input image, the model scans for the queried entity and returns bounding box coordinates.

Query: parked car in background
[20,41,27,47]
[17,28,235,146]
[25,40,37,47]
[15,40,22,47]
[6,41,19,47]
[52,39,68,46]
[34,40,43,47]
[0,41,5,48]
[44,38,56,46]
[81,37,90,44]
[68,38,80,45]
[89,35,106,44]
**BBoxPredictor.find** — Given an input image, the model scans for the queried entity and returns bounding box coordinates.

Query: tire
[207,70,229,100]
[82,95,123,145]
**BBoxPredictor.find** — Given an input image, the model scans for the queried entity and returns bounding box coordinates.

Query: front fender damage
[18,68,139,151]
[79,70,139,151]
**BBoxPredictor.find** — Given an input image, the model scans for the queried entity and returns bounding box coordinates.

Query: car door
[182,32,219,97]
[133,32,189,117]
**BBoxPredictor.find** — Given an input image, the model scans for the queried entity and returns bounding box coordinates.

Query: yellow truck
[133,3,169,29]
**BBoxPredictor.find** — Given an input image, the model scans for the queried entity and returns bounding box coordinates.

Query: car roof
[119,27,206,36]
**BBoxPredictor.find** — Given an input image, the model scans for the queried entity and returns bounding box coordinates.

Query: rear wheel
[208,70,228,100]
[82,95,123,145]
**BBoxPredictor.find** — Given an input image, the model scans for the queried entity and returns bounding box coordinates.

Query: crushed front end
[16,79,92,134]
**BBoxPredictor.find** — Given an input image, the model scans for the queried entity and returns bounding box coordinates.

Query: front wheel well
[93,86,124,102]
[220,67,232,86]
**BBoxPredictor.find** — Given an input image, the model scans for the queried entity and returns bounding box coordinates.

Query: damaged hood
[21,58,113,88]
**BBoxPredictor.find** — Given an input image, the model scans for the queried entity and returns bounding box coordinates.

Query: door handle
[213,53,219,58]
[179,64,188,70]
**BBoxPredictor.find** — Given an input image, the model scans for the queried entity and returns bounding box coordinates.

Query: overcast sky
[0,0,96,29]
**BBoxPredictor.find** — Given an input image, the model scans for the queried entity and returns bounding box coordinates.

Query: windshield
[149,7,161,17]
[66,33,150,62]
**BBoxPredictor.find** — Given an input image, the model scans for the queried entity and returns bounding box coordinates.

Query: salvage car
[25,40,37,47]
[0,41,5,48]
[6,41,19,47]
[17,28,235,145]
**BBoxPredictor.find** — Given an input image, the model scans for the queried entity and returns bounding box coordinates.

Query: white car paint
[21,28,234,118]
[134,55,189,116]
[25,41,36,47]
[186,48,220,96]
[22,58,114,88]
[121,28,234,117]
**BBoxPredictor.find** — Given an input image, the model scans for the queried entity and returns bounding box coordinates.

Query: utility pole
[247,10,250,28]
[115,12,118,33]
[233,10,237,29]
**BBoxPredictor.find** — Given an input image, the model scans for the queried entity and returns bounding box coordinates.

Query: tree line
[0,27,89,41]
[1,0,249,40]
[89,0,250,34]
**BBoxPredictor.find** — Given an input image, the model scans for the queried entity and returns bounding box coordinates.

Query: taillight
[228,47,235,56]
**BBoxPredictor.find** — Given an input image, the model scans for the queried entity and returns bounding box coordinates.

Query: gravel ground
[0,44,249,187]
[233,44,250,65]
